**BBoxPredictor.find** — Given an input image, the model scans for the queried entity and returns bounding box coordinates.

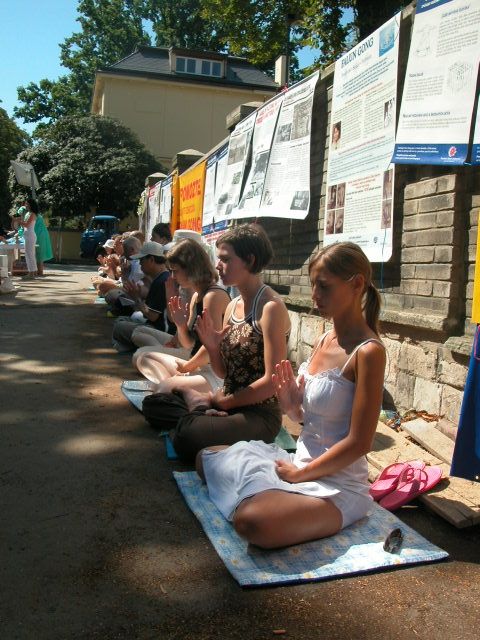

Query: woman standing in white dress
[20,205,37,279]
[198,241,386,549]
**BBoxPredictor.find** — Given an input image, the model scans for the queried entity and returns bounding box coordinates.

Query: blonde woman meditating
[197,241,386,549]
[143,224,291,462]
[133,238,230,393]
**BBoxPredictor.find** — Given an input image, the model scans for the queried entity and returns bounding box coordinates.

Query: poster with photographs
[324,14,400,262]
[146,182,161,241]
[202,151,219,228]
[215,112,256,222]
[393,0,480,165]
[257,72,319,219]
[232,94,284,218]
[158,175,173,223]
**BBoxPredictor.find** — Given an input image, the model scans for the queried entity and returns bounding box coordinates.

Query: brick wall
[259,5,479,429]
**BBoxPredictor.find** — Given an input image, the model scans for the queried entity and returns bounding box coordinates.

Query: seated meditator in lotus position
[143,223,291,463]
[196,241,386,549]
[133,238,231,394]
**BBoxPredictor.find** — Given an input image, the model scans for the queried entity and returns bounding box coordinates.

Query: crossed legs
[233,490,342,549]
[196,448,343,549]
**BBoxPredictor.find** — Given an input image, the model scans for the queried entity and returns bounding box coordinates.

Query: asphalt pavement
[1,265,479,640]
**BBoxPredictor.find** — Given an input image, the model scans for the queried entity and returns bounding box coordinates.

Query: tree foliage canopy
[9,115,160,219]
[0,106,29,222]
[14,0,407,132]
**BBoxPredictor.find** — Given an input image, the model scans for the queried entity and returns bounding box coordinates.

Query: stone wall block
[287,310,300,356]
[401,264,416,279]
[382,337,401,384]
[403,200,419,215]
[395,371,416,409]
[418,193,455,213]
[435,210,454,227]
[401,280,433,296]
[404,177,438,200]
[402,247,435,263]
[403,228,454,248]
[413,378,442,414]
[438,359,468,389]
[433,245,453,263]
[299,314,323,348]
[432,281,452,298]
[403,212,437,231]
[399,341,437,379]
[435,174,456,194]
[440,385,463,424]
[410,295,449,313]
[415,264,451,280]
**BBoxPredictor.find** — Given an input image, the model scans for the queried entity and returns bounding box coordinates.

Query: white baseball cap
[130,241,165,259]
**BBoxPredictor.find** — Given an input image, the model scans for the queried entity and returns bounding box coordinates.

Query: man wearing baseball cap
[112,241,174,351]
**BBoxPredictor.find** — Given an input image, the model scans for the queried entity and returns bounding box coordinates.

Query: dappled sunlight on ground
[56,432,151,457]
[2,359,68,374]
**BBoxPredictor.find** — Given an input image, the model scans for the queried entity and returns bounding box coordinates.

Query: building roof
[99,46,278,92]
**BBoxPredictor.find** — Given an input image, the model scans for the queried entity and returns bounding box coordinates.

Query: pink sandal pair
[369,460,442,511]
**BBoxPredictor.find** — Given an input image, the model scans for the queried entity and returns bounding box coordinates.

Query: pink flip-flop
[369,460,425,501]
[379,465,443,511]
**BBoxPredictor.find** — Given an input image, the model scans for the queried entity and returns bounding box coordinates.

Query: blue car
[80,215,120,258]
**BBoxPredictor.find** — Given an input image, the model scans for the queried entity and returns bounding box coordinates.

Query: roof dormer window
[175,55,223,78]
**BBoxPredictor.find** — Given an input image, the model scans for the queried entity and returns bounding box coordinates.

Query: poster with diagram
[324,14,400,262]
[232,94,284,218]
[215,112,256,222]
[146,182,161,240]
[202,151,219,228]
[257,72,319,219]
[393,0,480,165]
[158,175,173,223]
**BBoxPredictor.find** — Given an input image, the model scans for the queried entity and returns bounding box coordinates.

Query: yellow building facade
[91,46,278,168]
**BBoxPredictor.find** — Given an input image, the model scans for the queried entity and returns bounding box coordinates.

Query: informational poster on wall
[146,183,160,241]
[258,72,319,220]
[158,175,173,223]
[215,113,256,222]
[472,104,480,165]
[393,0,480,165]
[324,14,400,262]
[202,151,220,228]
[232,94,284,218]
[178,161,206,232]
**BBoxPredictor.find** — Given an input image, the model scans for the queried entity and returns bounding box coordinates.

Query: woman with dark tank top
[132,238,230,393]
[143,224,291,463]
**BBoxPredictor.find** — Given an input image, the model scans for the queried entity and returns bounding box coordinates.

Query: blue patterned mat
[174,471,448,587]
[121,380,155,411]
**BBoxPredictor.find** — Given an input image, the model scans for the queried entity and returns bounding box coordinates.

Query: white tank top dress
[202,334,384,529]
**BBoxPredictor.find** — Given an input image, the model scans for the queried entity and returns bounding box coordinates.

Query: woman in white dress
[198,241,386,549]
[19,205,37,279]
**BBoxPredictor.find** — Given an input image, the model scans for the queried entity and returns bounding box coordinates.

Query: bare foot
[173,386,211,411]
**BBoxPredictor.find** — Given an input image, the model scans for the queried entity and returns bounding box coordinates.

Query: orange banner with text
[178,162,206,233]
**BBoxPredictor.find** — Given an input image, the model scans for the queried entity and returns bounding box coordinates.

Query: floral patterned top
[220,285,278,407]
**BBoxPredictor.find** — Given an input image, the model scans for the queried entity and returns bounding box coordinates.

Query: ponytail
[364,282,381,336]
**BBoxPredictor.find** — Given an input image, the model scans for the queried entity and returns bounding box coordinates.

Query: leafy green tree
[14,0,408,131]
[0,106,29,225]
[200,1,303,70]
[9,115,160,219]
[14,0,151,129]
[146,0,226,50]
